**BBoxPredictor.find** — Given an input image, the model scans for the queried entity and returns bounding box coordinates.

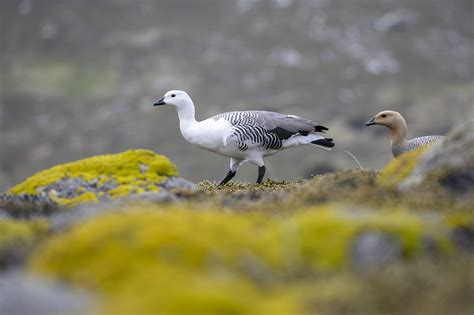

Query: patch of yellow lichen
[293,205,453,269]
[54,192,99,207]
[6,150,178,206]
[378,146,428,186]
[445,213,474,228]
[103,265,305,315]
[28,204,452,315]
[0,219,49,245]
[0,219,49,266]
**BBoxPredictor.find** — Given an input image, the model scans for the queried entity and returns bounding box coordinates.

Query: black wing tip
[312,138,335,148]
[315,125,329,133]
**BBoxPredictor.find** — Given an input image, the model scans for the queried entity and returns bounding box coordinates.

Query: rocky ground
[0,121,472,315]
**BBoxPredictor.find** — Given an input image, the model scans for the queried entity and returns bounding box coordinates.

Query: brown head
[365,110,406,129]
[365,110,408,146]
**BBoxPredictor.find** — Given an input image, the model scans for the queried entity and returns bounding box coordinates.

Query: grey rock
[41,177,117,198]
[420,236,440,259]
[401,120,474,195]
[1,176,195,218]
[50,203,111,232]
[0,272,91,315]
[50,190,176,231]
[160,176,197,191]
[0,209,10,220]
[0,194,59,218]
[451,226,474,253]
[124,190,177,203]
[351,231,402,268]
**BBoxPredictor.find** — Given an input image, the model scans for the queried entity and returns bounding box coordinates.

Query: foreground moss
[0,219,49,268]
[6,150,178,207]
[29,204,458,315]
[378,147,429,187]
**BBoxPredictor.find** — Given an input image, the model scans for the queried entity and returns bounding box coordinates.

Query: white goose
[153,90,334,185]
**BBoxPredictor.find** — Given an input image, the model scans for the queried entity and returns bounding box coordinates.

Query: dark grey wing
[251,111,328,140]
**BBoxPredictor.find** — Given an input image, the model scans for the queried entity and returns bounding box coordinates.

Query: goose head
[153,90,194,111]
[365,110,405,129]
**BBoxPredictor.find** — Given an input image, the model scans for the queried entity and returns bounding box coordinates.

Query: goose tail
[311,138,335,150]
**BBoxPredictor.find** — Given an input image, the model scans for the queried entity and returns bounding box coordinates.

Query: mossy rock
[4,150,179,208]
[402,120,474,196]
[0,219,49,268]
[378,146,429,187]
[378,121,474,196]
[29,204,455,315]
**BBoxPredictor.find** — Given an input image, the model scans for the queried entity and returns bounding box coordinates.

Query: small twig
[344,150,364,170]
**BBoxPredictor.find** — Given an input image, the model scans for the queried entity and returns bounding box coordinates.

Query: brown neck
[388,118,408,147]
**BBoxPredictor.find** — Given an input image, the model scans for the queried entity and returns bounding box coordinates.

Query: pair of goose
[153,90,444,185]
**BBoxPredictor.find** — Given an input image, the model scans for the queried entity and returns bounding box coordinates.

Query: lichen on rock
[378,146,429,187]
[4,150,181,207]
[0,219,49,268]
[402,120,474,195]
[28,204,456,315]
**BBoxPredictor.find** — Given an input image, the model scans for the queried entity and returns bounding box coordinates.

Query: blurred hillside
[1,0,473,190]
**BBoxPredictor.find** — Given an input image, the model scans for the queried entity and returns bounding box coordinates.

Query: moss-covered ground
[0,219,49,268]
[195,169,473,214]
[1,147,472,315]
[28,203,472,315]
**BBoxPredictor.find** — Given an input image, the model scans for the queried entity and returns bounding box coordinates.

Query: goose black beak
[365,117,377,126]
[153,97,166,106]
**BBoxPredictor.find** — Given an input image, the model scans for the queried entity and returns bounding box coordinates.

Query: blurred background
[1,0,473,190]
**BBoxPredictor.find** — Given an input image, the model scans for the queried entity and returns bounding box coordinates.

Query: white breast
[180,118,233,151]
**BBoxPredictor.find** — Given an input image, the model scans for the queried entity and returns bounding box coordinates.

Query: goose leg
[256,165,266,184]
[219,170,236,186]
[219,159,242,186]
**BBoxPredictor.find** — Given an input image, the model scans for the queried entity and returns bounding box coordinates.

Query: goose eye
[171,94,176,97]
[381,114,386,118]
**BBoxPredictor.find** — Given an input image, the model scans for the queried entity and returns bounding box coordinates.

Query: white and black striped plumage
[154,90,334,184]
[212,111,331,151]
[365,110,444,158]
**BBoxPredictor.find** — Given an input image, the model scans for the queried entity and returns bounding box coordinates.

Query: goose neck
[389,119,408,147]
[176,103,197,131]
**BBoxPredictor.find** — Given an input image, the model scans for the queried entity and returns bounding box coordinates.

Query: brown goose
[365,110,444,158]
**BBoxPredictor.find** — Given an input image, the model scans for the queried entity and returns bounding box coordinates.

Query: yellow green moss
[54,192,99,207]
[29,204,452,315]
[445,213,474,228]
[29,208,282,292]
[291,206,447,269]
[0,219,49,266]
[6,150,178,207]
[378,147,428,186]
[0,219,49,245]
[104,265,305,315]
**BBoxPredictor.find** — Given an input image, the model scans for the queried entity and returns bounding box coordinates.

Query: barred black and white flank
[153,90,334,184]
[365,110,444,158]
